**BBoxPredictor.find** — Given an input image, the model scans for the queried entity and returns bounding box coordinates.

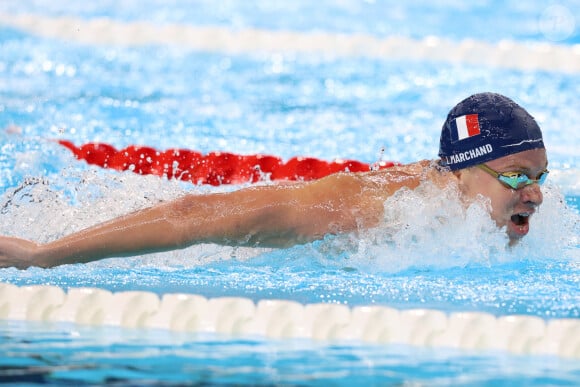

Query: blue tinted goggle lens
[496,170,549,190]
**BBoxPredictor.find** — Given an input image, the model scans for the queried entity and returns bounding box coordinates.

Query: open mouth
[510,213,530,226]
[508,212,532,239]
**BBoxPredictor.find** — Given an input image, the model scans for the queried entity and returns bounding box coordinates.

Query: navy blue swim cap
[438,92,545,171]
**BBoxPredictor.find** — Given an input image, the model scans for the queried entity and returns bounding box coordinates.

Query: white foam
[514,183,580,261]
[311,180,579,271]
[315,182,506,271]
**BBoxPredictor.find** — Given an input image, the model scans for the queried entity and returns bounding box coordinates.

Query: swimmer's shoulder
[360,159,452,193]
[364,159,432,179]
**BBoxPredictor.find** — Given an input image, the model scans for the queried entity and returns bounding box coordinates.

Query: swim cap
[438,92,544,171]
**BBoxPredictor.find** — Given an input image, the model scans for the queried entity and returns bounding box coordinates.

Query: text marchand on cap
[442,143,493,166]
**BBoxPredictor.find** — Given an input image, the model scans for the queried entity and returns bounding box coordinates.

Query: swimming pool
[0,0,579,384]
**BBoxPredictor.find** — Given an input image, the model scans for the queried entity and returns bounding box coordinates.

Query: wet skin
[453,149,548,243]
[0,152,548,268]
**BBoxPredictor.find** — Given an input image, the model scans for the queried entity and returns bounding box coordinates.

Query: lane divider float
[58,140,397,185]
[0,282,578,358]
[0,13,578,73]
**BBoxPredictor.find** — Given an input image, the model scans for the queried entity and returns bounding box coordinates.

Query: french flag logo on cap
[455,114,481,141]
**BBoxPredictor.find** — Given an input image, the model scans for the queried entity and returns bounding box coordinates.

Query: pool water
[0,0,579,385]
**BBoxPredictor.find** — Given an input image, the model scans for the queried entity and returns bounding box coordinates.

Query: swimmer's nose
[520,182,543,208]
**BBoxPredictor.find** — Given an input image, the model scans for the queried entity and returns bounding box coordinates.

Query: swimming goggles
[476,163,549,190]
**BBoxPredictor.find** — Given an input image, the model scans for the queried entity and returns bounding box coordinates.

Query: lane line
[1,13,579,73]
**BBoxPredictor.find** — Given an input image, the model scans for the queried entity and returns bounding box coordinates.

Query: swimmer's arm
[0,162,427,268]
[33,173,389,267]
[173,172,391,248]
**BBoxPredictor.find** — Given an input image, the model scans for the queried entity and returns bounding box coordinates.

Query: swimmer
[0,92,548,268]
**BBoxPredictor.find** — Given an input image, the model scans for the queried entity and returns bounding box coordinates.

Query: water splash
[0,166,184,243]
[309,181,579,272]
[513,184,580,261]
[0,160,577,271]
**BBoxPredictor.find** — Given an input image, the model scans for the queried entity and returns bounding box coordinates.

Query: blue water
[0,0,579,385]
[2,0,579,44]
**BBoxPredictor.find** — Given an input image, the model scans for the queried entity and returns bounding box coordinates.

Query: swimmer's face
[454,148,548,243]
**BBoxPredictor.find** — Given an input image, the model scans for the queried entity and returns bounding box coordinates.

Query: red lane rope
[58,140,398,186]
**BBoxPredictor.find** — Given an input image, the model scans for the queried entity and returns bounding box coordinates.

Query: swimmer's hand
[0,236,41,269]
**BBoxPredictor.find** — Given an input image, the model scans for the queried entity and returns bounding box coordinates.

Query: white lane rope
[0,282,578,358]
[0,13,579,73]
